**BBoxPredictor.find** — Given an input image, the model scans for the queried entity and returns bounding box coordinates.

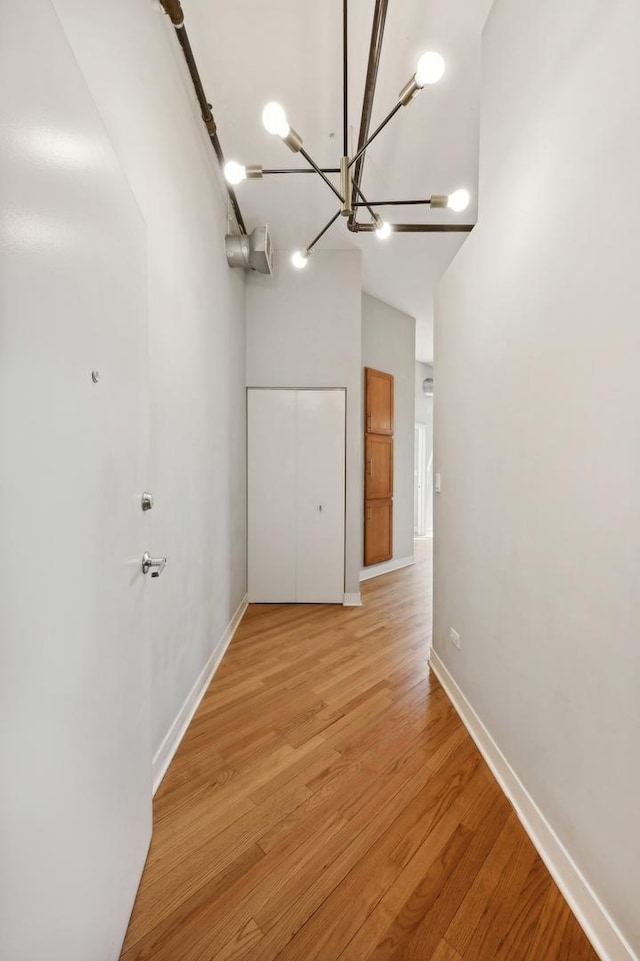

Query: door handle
[142,551,167,578]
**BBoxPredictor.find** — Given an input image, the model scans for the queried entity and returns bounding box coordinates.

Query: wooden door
[365,434,393,500]
[364,500,394,566]
[364,368,394,566]
[0,3,151,957]
[365,368,394,435]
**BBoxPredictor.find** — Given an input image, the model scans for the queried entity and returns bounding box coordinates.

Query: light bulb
[447,188,470,212]
[291,250,308,269]
[262,102,290,138]
[376,221,392,240]
[224,161,246,185]
[415,51,445,87]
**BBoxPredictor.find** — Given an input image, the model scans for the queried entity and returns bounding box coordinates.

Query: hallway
[120,541,597,961]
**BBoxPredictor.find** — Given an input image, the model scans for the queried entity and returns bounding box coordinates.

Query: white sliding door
[296,390,346,602]
[248,389,346,603]
[247,389,297,602]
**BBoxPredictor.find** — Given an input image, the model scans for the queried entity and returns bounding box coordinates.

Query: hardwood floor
[121,540,599,961]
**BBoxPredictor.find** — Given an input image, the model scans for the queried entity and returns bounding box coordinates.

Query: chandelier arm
[307,210,343,251]
[353,223,474,233]
[343,0,348,157]
[352,198,433,207]
[299,147,345,203]
[348,101,403,169]
[351,183,377,220]
[262,168,341,175]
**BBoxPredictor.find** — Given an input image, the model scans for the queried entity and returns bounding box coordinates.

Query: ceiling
[181,0,494,362]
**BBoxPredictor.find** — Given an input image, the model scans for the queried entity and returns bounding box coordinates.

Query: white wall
[246,250,362,597]
[362,293,416,565]
[53,0,248,760]
[434,0,640,957]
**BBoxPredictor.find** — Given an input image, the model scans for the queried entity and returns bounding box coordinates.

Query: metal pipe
[348,101,402,169]
[160,0,247,234]
[349,0,389,227]
[299,147,344,203]
[262,168,340,175]
[343,0,348,157]
[351,223,474,233]
[307,210,342,251]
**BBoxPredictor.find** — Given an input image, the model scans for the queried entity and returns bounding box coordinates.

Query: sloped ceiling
[181,0,493,361]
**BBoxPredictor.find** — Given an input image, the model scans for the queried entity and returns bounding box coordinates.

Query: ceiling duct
[225,225,274,275]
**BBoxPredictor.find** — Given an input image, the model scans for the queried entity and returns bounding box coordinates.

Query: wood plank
[524,883,600,961]
[351,778,509,961]
[429,941,464,961]
[443,814,540,958]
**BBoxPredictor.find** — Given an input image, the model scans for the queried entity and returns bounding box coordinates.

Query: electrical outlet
[449,628,461,650]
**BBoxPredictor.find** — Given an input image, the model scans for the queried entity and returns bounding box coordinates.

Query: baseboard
[360,554,415,582]
[343,592,362,606]
[428,649,637,961]
[152,593,249,795]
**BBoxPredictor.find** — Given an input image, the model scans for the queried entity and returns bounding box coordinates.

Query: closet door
[247,389,346,603]
[365,434,393,500]
[364,500,394,566]
[296,390,346,603]
[247,390,297,602]
[364,367,394,566]
[365,367,394,435]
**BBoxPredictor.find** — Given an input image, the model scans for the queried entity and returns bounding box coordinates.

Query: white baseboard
[152,593,249,795]
[343,592,362,606]
[429,649,637,961]
[360,554,415,582]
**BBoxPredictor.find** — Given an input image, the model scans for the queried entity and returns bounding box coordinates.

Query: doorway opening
[414,423,433,539]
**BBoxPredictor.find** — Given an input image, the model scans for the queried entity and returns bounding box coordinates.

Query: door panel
[365,367,394,435]
[247,389,346,604]
[365,434,393,500]
[364,500,393,566]
[0,3,150,959]
[296,390,346,603]
[247,390,297,602]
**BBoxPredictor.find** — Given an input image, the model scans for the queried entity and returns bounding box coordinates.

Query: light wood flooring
[121,540,599,961]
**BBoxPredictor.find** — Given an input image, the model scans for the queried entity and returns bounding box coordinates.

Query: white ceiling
[181,0,494,362]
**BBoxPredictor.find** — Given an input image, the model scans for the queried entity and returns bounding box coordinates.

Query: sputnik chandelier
[222,0,472,269]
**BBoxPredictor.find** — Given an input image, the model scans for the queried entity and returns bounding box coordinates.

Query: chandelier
[222,0,473,269]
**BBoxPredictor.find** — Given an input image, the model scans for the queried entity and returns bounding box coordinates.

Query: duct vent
[225,225,273,275]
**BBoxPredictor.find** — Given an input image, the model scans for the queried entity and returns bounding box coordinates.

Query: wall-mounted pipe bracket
[203,109,217,136]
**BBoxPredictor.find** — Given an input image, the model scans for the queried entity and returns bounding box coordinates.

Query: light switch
[435,473,441,493]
